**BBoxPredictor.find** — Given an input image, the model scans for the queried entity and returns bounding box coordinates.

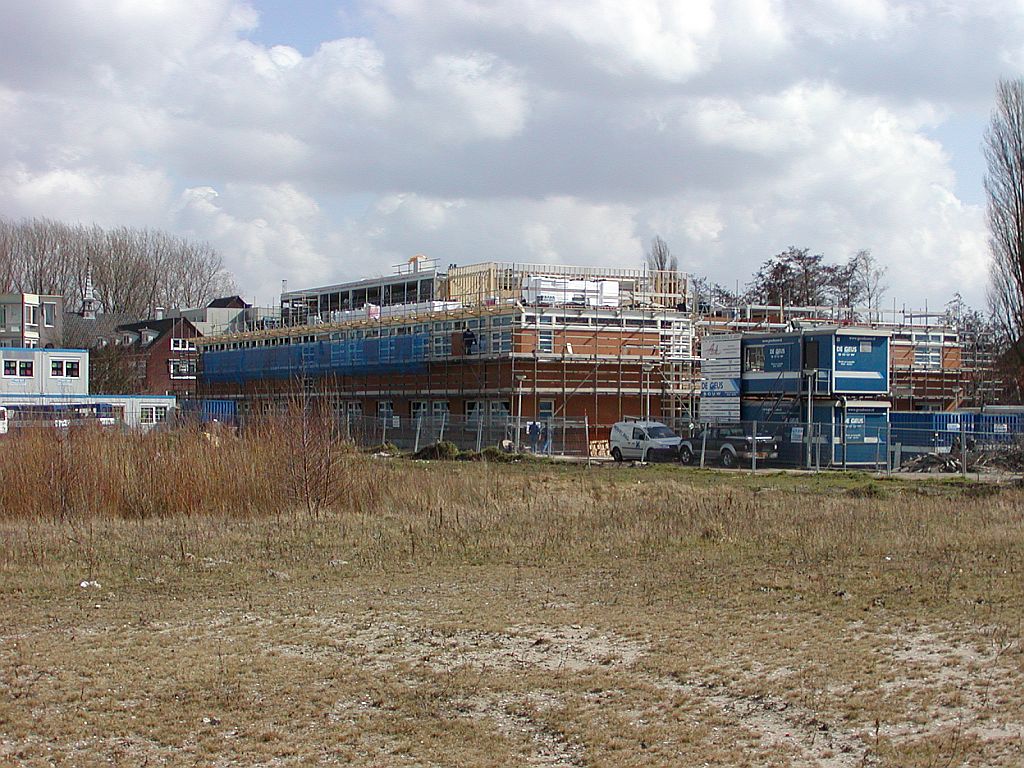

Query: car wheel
[679,446,694,465]
[720,449,736,469]
[611,447,623,462]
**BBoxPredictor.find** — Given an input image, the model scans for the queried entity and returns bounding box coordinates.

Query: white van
[609,420,681,462]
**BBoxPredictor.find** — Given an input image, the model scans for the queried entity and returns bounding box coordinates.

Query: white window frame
[538,399,555,422]
[43,302,56,327]
[466,400,484,423]
[170,337,196,351]
[24,305,38,328]
[489,400,511,422]
[140,405,168,426]
[168,359,196,379]
[539,329,554,353]
[50,359,81,378]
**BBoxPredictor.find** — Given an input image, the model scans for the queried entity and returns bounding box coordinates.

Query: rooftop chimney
[155,306,165,320]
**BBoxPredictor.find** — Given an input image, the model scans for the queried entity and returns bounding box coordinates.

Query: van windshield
[646,426,676,439]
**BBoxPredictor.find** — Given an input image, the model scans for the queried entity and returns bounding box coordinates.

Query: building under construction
[195,257,1009,440]
[196,258,699,430]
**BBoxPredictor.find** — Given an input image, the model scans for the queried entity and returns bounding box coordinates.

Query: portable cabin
[697,326,891,468]
[739,327,890,398]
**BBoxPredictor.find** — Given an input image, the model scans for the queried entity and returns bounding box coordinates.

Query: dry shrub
[0,418,382,521]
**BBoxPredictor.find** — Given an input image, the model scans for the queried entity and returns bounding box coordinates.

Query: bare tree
[645,235,685,304]
[0,216,236,318]
[985,78,1024,365]
[852,249,887,318]
[645,235,678,273]
[0,219,17,291]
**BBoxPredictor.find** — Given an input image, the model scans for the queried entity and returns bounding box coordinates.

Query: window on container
[51,360,65,377]
[154,406,168,423]
[18,361,32,377]
[744,346,765,372]
[3,360,16,377]
[140,407,155,425]
[43,302,56,327]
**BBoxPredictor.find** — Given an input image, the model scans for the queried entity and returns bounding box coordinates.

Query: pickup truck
[678,424,779,468]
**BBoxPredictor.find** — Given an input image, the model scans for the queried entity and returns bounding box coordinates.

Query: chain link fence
[339,412,597,457]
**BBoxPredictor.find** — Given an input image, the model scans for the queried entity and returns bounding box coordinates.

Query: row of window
[0,302,57,329]
[351,399,558,422]
[206,328,515,356]
[202,310,673,353]
[2,359,82,378]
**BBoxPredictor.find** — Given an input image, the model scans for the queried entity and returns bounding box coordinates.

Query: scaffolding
[195,260,700,431]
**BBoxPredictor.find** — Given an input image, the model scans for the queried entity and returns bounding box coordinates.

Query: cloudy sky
[2,1,1021,310]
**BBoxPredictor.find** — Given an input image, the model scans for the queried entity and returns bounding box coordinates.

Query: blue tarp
[201,334,432,384]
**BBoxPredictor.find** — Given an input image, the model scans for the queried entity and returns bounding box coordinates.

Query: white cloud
[412,52,529,139]
[1,0,1019,310]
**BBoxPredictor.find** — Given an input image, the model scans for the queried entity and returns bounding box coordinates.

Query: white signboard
[699,334,741,424]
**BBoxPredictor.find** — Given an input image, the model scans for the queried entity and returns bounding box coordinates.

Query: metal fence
[340,413,597,457]
[186,397,1024,472]
[673,419,1024,474]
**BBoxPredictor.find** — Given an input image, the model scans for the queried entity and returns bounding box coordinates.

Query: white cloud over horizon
[1,0,1021,310]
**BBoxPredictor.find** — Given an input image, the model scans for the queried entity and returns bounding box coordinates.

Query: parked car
[678,424,779,468]
[609,420,682,462]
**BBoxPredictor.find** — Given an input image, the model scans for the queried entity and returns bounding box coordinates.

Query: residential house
[115,315,201,396]
[0,293,64,348]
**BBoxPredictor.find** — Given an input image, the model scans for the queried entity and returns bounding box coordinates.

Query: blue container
[739,328,889,398]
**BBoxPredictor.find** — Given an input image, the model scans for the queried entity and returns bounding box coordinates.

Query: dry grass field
[1,426,1023,766]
